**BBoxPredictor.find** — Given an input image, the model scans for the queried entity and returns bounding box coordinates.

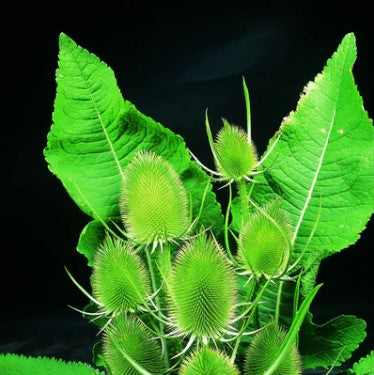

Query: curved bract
[92,236,150,314]
[169,232,237,339]
[179,347,239,375]
[238,202,292,279]
[244,323,301,375]
[120,151,189,246]
[103,315,165,375]
[214,120,257,181]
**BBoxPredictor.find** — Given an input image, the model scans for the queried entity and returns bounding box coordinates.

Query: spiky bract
[103,315,165,375]
[120,151,189,245]
[169,232,237,339]
[214,120,257,180]
[179,347,240,375]
[244,323,301,375]
[238,202,292,279]
[93,236,150,314]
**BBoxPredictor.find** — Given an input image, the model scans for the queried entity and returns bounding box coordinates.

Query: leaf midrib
[68,48,125,182]
[291,48,350,245]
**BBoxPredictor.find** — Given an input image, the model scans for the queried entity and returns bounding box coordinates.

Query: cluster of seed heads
[67,80,306,374]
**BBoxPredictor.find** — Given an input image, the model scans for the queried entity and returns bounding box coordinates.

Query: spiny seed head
[104,315,165,375]
[238,202,292,279]
[244,323,301,375]
[92,236,150,314]
[120,151,189,245]
[169,232,237,339]
[179,347,240,375]
[214,120,257,180]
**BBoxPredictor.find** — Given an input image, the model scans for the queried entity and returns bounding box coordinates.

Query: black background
[2,3,373,370]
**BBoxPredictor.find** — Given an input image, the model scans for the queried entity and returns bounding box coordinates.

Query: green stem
[230,278,271,363]
[237,179,249,224]
[145,248,169,370]
[274,281,284,324]
[224,185,239,266]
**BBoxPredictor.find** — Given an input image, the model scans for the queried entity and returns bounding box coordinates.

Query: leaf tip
[59,32,75,49]
[340,32,357,59]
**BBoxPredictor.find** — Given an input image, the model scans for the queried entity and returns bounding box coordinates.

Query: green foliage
[299,313,367,369]
[233,33,373,268]
[244,324,301,375]
[348,350,374,375]
[103,315,165,375]
[169,232,237,339]
[238,202,292,279]
[43,32,372,374]
[77,220,106,266]
[214,120,257,181]
[120,151,189,245]
[92,237,150,314]
[180,347,240,375]
[0,354,102,375]
[44,33,222,235]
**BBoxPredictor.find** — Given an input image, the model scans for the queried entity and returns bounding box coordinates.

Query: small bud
[238,202,292,279]
[214,120,257,180]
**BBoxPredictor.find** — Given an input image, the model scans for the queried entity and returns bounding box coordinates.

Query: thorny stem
[145,247,170,370]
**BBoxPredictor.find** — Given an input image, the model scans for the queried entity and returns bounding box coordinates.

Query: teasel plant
[62,79,323,375]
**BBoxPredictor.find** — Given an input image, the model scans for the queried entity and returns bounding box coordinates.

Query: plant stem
[230,279,258,363]
[224,185,238,266]
[237,179,249,224]
[274,280,284,324]
[145,247,169,370]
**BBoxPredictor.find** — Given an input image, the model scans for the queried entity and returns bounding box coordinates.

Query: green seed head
[92,236,150,314]
[238,202,292,279]
[104,315,165,375]
[180,347,240,375]
[169,232,237,339]
[120,151,189,245]
[214,120,257,180]
[244,323,301,375]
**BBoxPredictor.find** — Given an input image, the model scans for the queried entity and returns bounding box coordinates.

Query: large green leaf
[0,354,102,375]
[299,313,367,369]
[232,33,373,267]
[44,33,222,233]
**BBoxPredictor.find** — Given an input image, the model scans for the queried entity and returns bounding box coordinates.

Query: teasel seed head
[92,236,150,314]
[169,232,237,341]
[238,201,292,279]
[120,151,189,247]
[244,323,302,375]
[103,315,165,375]
[214,120,257,181]
[179,347,240,375]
